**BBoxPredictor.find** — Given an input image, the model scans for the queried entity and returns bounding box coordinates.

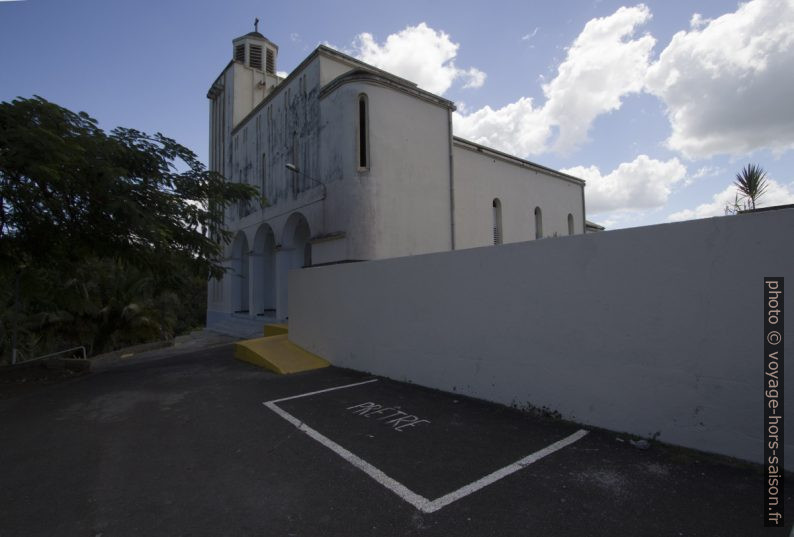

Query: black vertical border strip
[764,277,784,527]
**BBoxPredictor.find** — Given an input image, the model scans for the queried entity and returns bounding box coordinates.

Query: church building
[206,27,587,332]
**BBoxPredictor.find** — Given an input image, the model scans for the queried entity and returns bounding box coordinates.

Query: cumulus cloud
[542,5,655,152]
[454,5,655,156]
[351,23,486,95]
[563,155,687,214]
[668,179,794,221]
[645,0,794,159]
[453,98,552,157]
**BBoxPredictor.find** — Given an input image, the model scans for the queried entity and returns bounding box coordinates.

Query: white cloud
[522,28,539,41]
[689,13,711,29]
[668,179,794,221]
[351,23,486,95]
[454,5,655,156]
[684,165,721,186]
[645,0,794,159]
[542,5,655,152]
[563,154,687,214]
[453,98,551,157]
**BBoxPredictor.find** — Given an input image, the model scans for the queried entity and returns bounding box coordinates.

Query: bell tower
[225,20,281,126]
[207,20,283,176]
[232,18,279,76]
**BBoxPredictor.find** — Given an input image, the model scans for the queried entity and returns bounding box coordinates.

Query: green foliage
[0,96,261,362]
[733,163,768,211]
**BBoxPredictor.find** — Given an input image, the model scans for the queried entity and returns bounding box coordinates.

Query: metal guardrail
[15,346,87,365]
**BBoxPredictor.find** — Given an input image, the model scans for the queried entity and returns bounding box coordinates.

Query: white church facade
[206,29,587,330]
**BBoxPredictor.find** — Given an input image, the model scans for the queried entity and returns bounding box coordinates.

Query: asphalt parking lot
[1,344,792,536]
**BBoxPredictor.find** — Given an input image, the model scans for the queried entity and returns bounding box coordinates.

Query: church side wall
[453,144,585,249]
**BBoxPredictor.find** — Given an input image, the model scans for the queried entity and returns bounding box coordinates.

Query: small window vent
[249,45,263,69]
[235,44,245,62]
[493,199,503,245]
[266,49,275,74]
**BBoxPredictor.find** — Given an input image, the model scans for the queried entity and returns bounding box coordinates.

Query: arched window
[358,94,369,170]
[534,207,543,239]
[567,213,574,236]
[493,198,503,245]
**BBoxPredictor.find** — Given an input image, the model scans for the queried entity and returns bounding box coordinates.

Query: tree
[0,96,260,360]
[733,163,768,211]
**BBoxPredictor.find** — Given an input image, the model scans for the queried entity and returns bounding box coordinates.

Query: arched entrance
[279,212,311,319]
[230,232,249,313]
[252,224,277,317]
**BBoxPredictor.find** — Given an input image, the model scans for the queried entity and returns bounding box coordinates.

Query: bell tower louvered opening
[266,49,275,74]
[231,23,278,75]
[249,45,263,70]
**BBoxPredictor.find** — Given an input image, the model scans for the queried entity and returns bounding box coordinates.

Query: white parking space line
[425,429,588,513]
[267,378,379,404]
[263,381,589,514]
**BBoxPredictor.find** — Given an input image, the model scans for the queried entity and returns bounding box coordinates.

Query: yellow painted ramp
[234,334,330,375]
[264,323,289,337]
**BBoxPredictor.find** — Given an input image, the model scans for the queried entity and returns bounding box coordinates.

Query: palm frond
[734,164,768,210]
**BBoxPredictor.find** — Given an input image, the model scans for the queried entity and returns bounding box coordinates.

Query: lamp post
[285,163,326,199]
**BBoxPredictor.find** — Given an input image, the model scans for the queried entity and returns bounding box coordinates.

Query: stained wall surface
[289,209,794,468]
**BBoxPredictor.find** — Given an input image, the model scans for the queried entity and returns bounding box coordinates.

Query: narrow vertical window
[535,207,543,239]
[260,153,267,206]
[358,94,369,170]
[567,213,574,236]
[493,199,503,245]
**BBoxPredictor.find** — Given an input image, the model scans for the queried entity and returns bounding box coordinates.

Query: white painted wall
[358,82,453,258]
[453,142,585,248]
[289,209,794,468]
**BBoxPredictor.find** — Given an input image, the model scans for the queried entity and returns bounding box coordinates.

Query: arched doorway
[280,212,311,319]
[230,232,250,313]
[252,224,277,317]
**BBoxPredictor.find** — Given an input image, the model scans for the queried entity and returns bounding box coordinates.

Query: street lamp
[285,163,326,199]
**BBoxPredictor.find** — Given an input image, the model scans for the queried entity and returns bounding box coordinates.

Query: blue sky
[2,0,793,229]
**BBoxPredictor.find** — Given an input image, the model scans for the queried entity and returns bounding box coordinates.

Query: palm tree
[734,164,768,210]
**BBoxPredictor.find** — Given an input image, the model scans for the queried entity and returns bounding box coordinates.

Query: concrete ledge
[234,335,329,375]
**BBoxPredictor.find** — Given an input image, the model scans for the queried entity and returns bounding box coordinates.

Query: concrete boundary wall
[289,209,794,467]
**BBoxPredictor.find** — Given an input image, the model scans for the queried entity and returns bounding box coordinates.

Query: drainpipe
[447,108,456,250]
